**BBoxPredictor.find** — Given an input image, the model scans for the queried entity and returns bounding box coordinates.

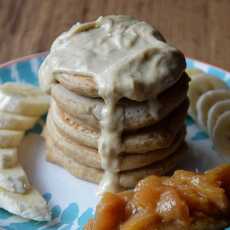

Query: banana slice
[207,99,230,135]
[196,89,230,129]
[0,83,50,116]
[0,148,18,169]
[0,165,31,193]
[187,69,228,118]
[0,188,50,221]
[212,111,230,155]
[0,111,38,130]
[0,130,24,148]
[0,83,50,220]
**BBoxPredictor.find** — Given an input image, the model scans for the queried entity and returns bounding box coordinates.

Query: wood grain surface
[0,0,230,70]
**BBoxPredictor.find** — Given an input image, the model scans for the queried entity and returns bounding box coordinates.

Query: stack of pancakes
[40,15,190,190]
[44,71,189,189]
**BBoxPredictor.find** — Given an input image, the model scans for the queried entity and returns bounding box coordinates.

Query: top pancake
[56,71,187,99]
[39,15,186,99]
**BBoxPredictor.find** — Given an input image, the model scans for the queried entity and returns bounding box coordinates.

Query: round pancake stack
[40,15,190,190]
[44,73,189,189]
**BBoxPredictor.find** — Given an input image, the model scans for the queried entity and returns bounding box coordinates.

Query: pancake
[39,16,186,97]
[45,112,185,171]
[50,98,188,153]
[46,141,186,189]
[51,73,189,130]
[55,71,187,99]
[56,74,99,98]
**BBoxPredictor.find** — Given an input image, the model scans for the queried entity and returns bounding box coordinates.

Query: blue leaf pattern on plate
[185,116,194,126]
[78,208,94,230]
[51,205,62,220]
[1,193,94,230]
[0,55,229,229]
[191,131,209,141]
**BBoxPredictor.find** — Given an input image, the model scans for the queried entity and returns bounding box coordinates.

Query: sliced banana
[0,83,50,116]
[196,89,230,129]
[187,69,228,118]
[0,148,18,169]
[0,188,50,221]
[212,111,230,155]
[0,130,24,148]
[0,165,31,193]
[0,111,38,130]
[207,99,230,135]
[0,82,50,221]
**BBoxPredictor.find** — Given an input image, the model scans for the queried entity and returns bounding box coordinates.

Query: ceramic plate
[0,54,230,230]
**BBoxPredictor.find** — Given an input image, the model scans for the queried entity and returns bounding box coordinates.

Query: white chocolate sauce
[39,15,185,194]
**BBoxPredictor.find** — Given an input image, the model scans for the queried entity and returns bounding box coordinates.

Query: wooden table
[1,0,230,71]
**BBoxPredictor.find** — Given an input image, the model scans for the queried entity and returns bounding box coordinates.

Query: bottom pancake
[46,141,186,189]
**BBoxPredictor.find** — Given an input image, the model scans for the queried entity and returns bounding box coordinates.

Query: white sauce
[39,15,185,193]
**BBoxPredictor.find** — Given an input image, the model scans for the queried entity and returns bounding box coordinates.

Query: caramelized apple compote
[85,165,230,230]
